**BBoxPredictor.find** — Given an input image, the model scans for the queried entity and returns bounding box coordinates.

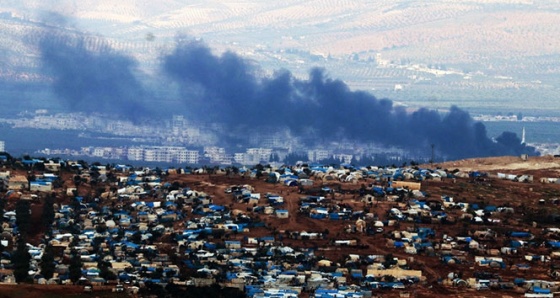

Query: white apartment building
[246,148,273,157]
[0,141,5,152]
[128,146,200,164]
[143,148,158,162]
[333,154,353,164]
[234,153,246,164]
[204,146,227,163]
[246,148,273,164]
[92,147,112,158]
[165,147,199,164]
[127,147,144,161]
[204,146,226,155]
[182,150,199,164]
[308,149,331,162]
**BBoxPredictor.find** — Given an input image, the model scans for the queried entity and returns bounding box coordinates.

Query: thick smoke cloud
[39,34,149,120]
[31,32,536,160]
[162,39,537,160]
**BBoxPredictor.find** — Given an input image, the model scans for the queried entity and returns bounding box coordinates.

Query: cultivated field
[1,1,560,113]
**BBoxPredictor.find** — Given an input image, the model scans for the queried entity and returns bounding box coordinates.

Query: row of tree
[7,192,86,284]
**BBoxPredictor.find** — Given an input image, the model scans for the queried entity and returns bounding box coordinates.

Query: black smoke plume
[162,39,537,160]
[29,31,537,160]
[39,33,149,120]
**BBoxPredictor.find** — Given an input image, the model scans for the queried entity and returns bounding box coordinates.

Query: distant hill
[1,1,560,113]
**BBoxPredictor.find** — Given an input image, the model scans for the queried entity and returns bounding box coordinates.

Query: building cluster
[42,146,355,166]
[39,144,408,167]
[0,112,260,147]
[2,154,560,297]
[0,161,423,297]
[3,111,420,166]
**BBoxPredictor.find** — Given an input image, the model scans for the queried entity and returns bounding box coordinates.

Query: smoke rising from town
[36,34,536,160]
[162,39,537,159]
[39,34,150,121]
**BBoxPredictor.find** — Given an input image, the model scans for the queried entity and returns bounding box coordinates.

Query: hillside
[433,155,560,173]
[1,1,560,112]
[2,155,560,297]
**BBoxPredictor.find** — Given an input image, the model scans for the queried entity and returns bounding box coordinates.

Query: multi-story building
[127,146,200,164]
[92,147,109,158]
[333,154,353,164]
[308,149,331,162]
[112,147,126,159]
[183,150,200,164]
[204,147,227,163]
[143,148,158,162]
[0,140,5,152]
[246,148,273,164]
[234,153,246,165]
[127,147,144,161]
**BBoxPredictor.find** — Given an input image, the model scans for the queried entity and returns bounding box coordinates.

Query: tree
[130,231,142,243]
[255,169,263,180]
[270,153,280,162]
[12,238,31,283]
[42,194,56,230]
[231,166,239,174]
[68,248,83,283]
[40,243,56,279]
[15,199,31,237]
[72,175,83,192]
[283,152,308,165]
[141,281,166,297]
[383,274,396,282]
[382,253,397,269]
[98,260,117,281]
[0,198,5,231]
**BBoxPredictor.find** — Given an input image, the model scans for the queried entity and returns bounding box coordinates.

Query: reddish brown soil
[7,155,560,297]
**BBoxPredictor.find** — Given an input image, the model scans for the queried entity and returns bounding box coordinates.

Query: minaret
[521,127,526,145]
